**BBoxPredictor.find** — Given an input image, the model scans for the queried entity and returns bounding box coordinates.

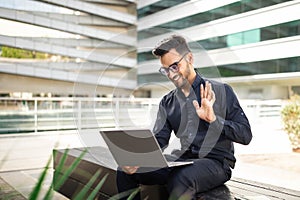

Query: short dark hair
[152,35,191,57]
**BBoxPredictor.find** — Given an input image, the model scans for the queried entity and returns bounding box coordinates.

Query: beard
[170,73,189,89]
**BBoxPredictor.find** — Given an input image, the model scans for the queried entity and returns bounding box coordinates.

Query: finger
[130,166,139,174]
[211,90,216,103]
[122,166,130,171]
[122,166,128,173]
[193,100,199,109]
[128,168,134,174]
[200,83,204,99]
[122,166,135,174]
[205,81,210,98]
[209,82,213,99]
[207,82,212,100]
[130,166,139,173]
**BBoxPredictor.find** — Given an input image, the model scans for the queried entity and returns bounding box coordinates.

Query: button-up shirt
[153,73,252,168]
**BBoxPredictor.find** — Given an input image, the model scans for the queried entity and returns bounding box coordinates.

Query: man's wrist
[208,115,225,134]
[208,114,216,123]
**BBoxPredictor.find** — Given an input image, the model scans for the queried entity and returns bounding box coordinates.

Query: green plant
[29,148,139,200]
[281,94,300,150]
[1,146,139,200]
[1,46,47,59]
[29,148,108,200]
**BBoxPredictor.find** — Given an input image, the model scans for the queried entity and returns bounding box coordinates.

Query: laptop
[100,129,193,168]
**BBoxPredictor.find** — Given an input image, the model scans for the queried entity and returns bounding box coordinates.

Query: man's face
[160,49,191,88]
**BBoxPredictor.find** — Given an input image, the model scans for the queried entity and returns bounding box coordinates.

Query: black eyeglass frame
[158,53,188,76]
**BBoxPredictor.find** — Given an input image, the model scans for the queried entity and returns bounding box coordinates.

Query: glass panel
[138,0,292,40]
[197,56,300,78]
[139,56,300,83]
[227,32,244,46]
[195,20,299,50]
[244,29,260,44]
[138,52,155,62]
[138,20,299,63]
[138,0,189,19]
[138,73,169,84]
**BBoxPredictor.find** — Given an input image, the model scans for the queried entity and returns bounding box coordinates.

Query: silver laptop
[100,129,193,168]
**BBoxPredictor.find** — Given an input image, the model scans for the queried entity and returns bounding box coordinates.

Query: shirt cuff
[209,115,225,133]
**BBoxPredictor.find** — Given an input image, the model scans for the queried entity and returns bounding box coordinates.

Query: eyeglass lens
[159,53,187,76]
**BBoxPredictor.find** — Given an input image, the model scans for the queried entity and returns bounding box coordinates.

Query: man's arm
[193,82,252,145]
[152,100,172,150]
[210,84,252,145]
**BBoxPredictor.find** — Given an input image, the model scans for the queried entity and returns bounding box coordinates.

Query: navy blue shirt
[153,73,252,168]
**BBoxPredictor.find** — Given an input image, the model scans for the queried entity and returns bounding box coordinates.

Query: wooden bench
[53,147,300,200]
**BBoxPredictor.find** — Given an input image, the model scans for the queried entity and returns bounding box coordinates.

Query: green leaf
[52,148,70,191]
[127,187,140,200]
[54,148,87,191]
[73,169,101,200]
[87,173,109,200]
[28,156,52,200]
[108,187,140,200]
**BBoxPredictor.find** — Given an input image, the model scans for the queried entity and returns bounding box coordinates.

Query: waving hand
[193,81,216,123]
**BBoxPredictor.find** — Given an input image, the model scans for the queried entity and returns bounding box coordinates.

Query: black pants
[116,158,231,200]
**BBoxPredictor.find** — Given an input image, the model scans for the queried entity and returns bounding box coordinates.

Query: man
[117,35,252,200]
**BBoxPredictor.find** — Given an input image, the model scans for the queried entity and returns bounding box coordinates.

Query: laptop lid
[100,129,171,168]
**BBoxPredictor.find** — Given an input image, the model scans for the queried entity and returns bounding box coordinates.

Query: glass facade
[138,56,300,84]
[138,0,189,19]
[138,0,292,40]
[197,20,300,50]
[137,0,299,84]
[200,56,300,78]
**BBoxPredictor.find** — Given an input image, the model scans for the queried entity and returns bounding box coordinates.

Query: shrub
[281,95,300,150]
[1,46,47,59]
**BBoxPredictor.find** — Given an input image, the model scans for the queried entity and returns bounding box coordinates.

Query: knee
[167,170,196,199]
[168,169,194,188]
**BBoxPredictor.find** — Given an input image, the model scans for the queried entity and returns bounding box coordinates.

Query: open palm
[193,81,216,123]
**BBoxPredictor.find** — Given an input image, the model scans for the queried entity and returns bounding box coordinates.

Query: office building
[0,0,137,98]
[137,0,300,99]
[0,0,299,99]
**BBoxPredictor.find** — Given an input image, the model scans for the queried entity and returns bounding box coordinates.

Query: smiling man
[116,35,252,200]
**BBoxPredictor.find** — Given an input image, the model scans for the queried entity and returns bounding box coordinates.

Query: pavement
[1,117,300,199]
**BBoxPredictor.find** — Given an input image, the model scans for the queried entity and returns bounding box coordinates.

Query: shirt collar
[192,72,202,89]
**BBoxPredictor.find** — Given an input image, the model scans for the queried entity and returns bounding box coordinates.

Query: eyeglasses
[158,53,188,76]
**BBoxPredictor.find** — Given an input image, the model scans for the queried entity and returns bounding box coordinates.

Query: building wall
[0,73,132,97]
[0,0,137,97]
[233,85,289,100]
[137,0,300,100]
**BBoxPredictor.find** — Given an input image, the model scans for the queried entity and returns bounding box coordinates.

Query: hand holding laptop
[122,166,139,174]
